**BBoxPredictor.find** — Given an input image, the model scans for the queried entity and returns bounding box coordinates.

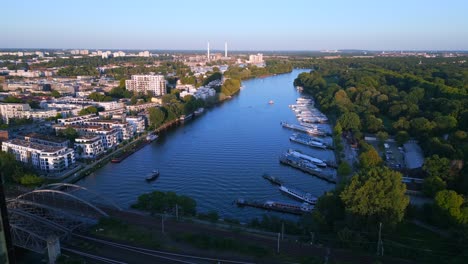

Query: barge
[236,199,314,215]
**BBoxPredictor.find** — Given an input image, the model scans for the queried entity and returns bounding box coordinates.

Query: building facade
[0,103,32,124]
[74,135,104,159]
[2,139,75,172]
[125,75,166,96]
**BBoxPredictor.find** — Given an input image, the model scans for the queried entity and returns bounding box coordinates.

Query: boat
[145,169,160,181]
[280,121,326,136]
[289,133,327,149]
[194,108,205,116]
[279,185,317,204]
[269,100,274,104]
[179,113,193,122]
[288,149,327,167]
[146,133,158,142]
[236,198,314,215]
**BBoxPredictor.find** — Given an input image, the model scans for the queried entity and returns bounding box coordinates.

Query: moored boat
[146,133,159,142]
[145,169,160,181]
[279,185,317,204]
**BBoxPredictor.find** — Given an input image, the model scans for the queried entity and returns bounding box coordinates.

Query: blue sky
[1,0,468,50]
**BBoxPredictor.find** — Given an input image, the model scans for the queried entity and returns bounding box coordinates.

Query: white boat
[279,185,317,204]
[194,108,205,116]
[146,133,158,142]
[288,149,327,167]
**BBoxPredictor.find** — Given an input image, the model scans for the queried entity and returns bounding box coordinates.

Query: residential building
[248,53,264,64]
[126,116,146,134]
[83,120,132,140]
[24,133,69,148]
[96,101,125,111]
[0,103,31,124]
[74,135,104,159]
[2,139,75,172]
[126,102,159,113]
[57,114,99,126]
[125,75,166,96]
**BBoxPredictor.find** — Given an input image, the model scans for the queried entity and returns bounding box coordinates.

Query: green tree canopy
[59,127,79,142]
[338,112,361,131]
[340,167,409,227]
[434,190,466,225]
[423,155,452,182]
[148,107,166,129]
[359,147,382,169]
[79,106,98,116]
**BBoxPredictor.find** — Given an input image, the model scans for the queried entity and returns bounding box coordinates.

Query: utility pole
[161,215,165,234]
[277,233,280,253]
[281,222,284,240]
[377,222,383,256]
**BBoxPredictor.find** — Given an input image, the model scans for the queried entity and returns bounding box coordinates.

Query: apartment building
[125,75,166,96]
[24,133,70,148]
[74,135,104,159]
[126,116,146,134]
[0,103,32,124]
[2,139,75,172]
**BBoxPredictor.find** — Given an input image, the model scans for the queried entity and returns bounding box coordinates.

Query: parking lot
[365,137,406,170]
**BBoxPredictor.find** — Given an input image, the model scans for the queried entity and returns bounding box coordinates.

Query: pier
[279,155,337,183]
[262,174,283,186]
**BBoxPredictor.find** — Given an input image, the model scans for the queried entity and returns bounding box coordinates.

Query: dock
[236,199,311,215]
[279,155,337,183]
[262,174,283,186]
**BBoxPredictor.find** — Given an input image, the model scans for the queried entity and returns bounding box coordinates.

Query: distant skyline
[2,0,468,51]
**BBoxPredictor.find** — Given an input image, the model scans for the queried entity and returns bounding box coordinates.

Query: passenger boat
[269,100,274,104]
[288,149,327,167]
[279,185,317,204]
[145,169,160,181]
[289,133,327,149]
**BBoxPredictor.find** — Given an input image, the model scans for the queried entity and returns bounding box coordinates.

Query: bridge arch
[40,183,122,211]
[16,189,108,218]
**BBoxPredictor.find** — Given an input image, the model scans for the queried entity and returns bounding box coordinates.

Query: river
[78,69,336,221]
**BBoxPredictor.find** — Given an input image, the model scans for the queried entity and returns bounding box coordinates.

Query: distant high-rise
[207,42,210,62]
[125,75,166,96]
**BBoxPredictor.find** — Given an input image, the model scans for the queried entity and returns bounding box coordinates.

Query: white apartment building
[126,102,159,113]
[126,116,146,134]
[83,120,132,141]
[25,109,58,120]
[193,87,216,100]
[74,135,104,159]
[24,133,70,148]
[96,101,125,111]
[125,75,166,96]
[2,139,75,173]
[57,114,99,126]
[0,103,32,124]
[248,53,264,64]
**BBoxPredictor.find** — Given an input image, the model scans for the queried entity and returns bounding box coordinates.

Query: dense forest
[292,57,468,262]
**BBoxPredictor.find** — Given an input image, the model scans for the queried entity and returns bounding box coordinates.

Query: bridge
[6,183,121,254]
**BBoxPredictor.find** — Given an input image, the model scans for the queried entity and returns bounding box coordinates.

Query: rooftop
[5,138,67,153]
[25,132,69,144]
[403,141,425,169]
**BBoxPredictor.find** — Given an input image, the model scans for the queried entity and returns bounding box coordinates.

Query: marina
[289,133,328,149]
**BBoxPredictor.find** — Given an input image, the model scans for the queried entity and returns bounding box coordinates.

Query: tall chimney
[225,42,227,57]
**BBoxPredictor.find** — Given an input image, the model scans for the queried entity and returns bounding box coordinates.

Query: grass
[171,233,270,258]
[91,217,161,249]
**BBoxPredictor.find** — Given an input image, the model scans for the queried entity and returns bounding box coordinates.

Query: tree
[359,147,382,169]
[422,176,447,197]
[78,106,98,116]
[434,190,465,225]
[423,155,452,182]
[19,174,44,186]
[148,107,166,129]
[50,89,61,98]
[337,161,352,176]
[395,131,409,145]
[338,112,361,131]
[340,167,409,227]
[59,127,78,142]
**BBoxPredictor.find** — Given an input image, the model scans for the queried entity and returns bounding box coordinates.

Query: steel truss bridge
[6,183,121,254]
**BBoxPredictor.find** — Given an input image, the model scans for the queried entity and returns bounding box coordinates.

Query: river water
[78,69,336,221]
